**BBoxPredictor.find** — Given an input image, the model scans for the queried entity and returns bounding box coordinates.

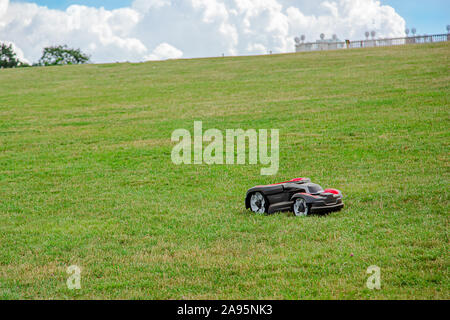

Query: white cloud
[0,0,405,63]
[286,0,405,41]
[145,42,183,60]
[0,1,154,63]
[247,42,267,54]
[0,0,7,19]
[132,0,171,13]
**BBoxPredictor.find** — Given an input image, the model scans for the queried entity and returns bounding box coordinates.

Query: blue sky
[18,0,449,35]
[20,0,133,10]
[380,0,449,35]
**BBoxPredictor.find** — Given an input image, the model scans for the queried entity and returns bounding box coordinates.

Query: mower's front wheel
[293,198,309,217]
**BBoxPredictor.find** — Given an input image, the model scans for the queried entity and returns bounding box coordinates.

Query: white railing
[295,34,450,52]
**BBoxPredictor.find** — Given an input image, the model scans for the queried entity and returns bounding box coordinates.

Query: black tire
[247,192,268,214]
[292,198,310,217]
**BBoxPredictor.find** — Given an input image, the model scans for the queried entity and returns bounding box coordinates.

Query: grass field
[0,42,449,299]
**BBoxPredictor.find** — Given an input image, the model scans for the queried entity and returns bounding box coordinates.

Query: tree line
[0,43,90,68]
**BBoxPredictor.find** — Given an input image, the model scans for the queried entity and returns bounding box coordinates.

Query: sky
[380,0,449,35]
[1,0,448,64]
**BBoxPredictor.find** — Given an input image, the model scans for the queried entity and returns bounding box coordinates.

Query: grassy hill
[0,42,448,299]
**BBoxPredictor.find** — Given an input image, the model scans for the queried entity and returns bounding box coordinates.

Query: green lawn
[0,42,448,299]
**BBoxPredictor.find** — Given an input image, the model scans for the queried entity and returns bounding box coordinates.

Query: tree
[0,43,28,68]
[38,45,90,66]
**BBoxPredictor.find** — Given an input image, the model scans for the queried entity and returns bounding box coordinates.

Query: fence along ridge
[295,33,449,52]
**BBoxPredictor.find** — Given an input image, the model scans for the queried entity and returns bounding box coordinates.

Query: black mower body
[245,178,344,214]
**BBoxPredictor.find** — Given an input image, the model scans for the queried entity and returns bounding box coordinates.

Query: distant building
[295,36,345,52]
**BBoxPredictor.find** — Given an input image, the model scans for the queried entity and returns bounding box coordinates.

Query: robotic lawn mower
[245,178,344,216]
